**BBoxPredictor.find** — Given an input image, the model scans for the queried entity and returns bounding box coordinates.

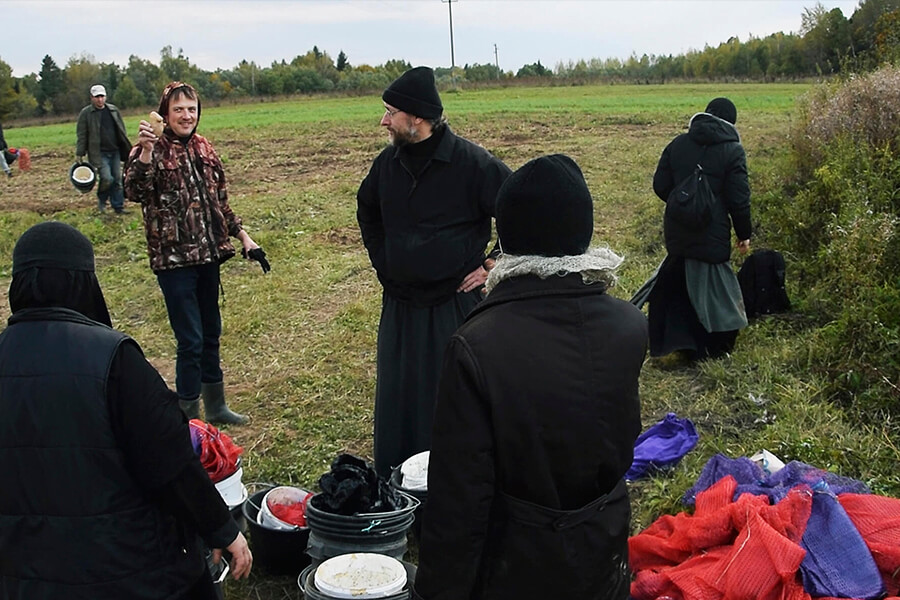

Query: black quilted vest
[0,308,203,600]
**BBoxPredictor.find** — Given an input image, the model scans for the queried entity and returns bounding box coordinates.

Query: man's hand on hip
[457,265,488,293]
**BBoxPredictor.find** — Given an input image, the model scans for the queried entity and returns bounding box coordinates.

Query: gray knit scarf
[485,246,624,294]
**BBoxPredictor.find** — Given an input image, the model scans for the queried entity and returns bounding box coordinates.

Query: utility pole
[442,0,458,69]
[494,43,500,78]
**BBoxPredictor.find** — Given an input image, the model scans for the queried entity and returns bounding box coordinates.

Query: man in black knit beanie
[357,66,512,477]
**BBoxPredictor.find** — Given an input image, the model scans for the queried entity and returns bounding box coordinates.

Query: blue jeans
[98,151,124,210]
[156,263,223,401]
[0,150,10,175]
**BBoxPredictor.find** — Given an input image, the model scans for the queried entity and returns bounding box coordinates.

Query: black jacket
[76,102,132,166]
[357,127,511,306]
[415,273,647,600]
[0,308,230,600]
[653,113,752,263]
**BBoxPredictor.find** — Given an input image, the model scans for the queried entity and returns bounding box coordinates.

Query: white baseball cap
[90,84,106,97]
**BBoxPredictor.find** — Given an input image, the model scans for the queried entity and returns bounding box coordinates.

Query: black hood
[688,113,740,146]
[9,267,112,327]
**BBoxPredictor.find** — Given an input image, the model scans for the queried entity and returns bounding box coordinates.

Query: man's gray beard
[391,127,420,147]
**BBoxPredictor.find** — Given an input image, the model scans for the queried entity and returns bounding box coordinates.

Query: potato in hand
[149,111,165,137]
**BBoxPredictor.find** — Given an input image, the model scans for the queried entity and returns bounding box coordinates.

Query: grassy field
[1,83,897,598]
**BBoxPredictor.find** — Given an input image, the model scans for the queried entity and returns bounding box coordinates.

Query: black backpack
[664,147,714,229]
[738,249,791,317]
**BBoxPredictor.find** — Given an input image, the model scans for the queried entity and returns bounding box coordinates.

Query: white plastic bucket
[214,466,245,507]
[314,553,407,599]
[400,451,429,491]
[258,486,311,531]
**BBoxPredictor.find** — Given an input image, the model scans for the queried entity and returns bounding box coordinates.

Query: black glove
[242,247,271,273]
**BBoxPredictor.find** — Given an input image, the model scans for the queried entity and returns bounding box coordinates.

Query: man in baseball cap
[76,83,131,213]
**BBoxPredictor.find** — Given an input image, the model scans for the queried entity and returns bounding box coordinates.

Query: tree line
[0,0,898,122]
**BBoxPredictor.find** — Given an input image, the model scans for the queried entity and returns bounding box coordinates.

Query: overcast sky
[3,0,861,77]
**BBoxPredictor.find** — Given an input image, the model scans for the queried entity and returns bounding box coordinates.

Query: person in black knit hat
[381,66,444,120]
[0,221,252,599]
[357,66,512,478]
[641,96,752,362]
[415,154,647,600]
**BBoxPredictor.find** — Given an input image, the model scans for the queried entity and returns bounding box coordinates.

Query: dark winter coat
[0,308,206,600]
[414,273,647,600]
[653,113,752,264]
[76,102,132,167]
[124,132,243,272]
[357,127,511,306]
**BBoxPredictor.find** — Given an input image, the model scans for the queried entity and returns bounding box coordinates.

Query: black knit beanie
[496,154,594,257]
[12,221,95,275]
[382,67,443,119]
[706,97,737,124]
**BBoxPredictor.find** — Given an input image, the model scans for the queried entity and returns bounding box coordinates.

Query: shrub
[765,65,900,416]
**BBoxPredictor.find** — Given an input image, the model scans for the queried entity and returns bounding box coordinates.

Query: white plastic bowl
[314,553,407,599]
[258,486,311,530]
[72,165,95,183]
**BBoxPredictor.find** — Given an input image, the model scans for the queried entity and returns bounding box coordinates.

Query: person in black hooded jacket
[646,97,752,360]
[0,221,251,600]
[414,155,647,600]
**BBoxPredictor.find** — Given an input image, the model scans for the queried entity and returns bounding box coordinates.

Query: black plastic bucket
[305,492,419,568]
[242,488,311,575]
[297,560,417,600]
[389,468,428,539]
[230,502,247,536]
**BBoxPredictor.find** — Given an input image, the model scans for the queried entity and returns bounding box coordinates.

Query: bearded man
[356,66,511,477]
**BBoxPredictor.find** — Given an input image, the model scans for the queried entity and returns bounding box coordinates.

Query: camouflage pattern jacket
[125,132,242,272]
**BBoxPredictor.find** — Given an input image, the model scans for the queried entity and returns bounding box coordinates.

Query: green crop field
[1,83,896,599]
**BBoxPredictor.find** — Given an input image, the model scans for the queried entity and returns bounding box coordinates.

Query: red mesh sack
[188,419,243,482]
[716,510,807,600]
[629,476,814,600]
[839,493,900,596]
[17,148,30,171]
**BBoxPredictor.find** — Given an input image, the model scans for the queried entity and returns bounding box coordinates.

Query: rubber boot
[178,398,200,420]
[201,381,248,425]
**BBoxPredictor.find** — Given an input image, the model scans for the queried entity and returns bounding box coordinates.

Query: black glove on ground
[243,247,271,273]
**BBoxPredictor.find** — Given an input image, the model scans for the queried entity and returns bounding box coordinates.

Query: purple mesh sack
[682,453,764,505]
[683,455,871,506]
[626,413,698,481]
[766,461,870,502]
[800,489,884,599]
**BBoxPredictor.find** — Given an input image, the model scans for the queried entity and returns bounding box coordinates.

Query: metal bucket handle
[244,481,277,513]
[356,490,421,519]
[211,557,230,584]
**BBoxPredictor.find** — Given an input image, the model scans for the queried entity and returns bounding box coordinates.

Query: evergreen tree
[36,55,64,115]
